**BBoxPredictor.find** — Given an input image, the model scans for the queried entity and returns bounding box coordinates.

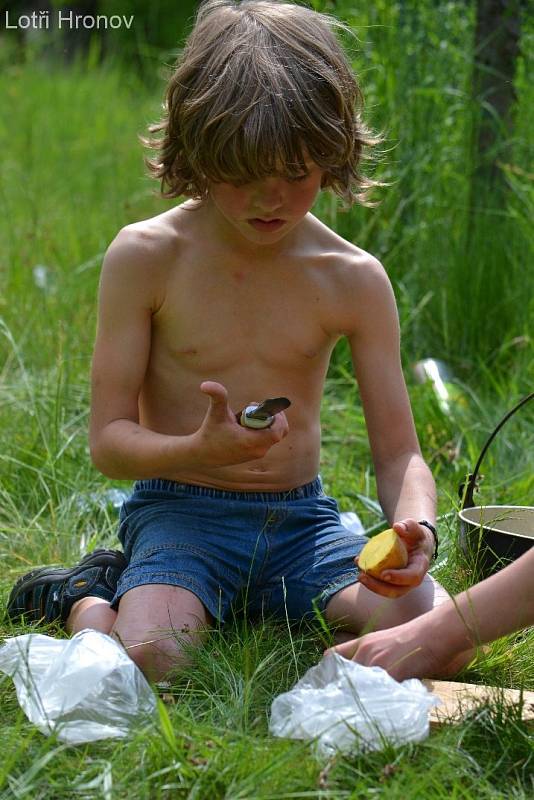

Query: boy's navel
[232,270,246,283]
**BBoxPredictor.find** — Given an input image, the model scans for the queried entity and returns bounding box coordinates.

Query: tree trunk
[472,0,524,187]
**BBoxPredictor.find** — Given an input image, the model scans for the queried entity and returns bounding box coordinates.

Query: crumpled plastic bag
[269,653,440,757]
[0,628,157,744]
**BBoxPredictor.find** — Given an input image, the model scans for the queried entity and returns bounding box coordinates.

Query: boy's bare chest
[152,260,336,373]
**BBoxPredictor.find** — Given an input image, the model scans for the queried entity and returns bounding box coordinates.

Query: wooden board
[423,680,534,726]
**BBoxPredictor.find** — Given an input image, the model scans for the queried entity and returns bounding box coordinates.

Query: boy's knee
[111,628,187,682]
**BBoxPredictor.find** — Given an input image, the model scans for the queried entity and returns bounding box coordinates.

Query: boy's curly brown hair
[142,0,382,206]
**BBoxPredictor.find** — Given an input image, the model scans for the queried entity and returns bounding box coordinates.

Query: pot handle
[459,391,534,509]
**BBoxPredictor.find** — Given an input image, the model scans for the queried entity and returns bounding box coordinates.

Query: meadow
[0,1,532,797]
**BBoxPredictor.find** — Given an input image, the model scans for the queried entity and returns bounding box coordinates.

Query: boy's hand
[192,381,289,467]
[356,519,434,599]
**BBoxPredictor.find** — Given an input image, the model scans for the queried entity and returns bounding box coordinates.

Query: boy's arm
[344,257,435,596]
[89,228,190,478]
[90,229,288,480]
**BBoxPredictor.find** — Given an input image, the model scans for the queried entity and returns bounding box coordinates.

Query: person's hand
[357,519,435,598]
[324,619,445,681]
[191,381,289,468]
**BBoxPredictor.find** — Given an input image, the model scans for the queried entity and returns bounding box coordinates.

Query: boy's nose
[254,178,284,212]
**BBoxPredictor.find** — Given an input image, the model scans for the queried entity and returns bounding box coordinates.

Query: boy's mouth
[248,218,285,232]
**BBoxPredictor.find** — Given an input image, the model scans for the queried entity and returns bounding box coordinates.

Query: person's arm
[89,229,288,479]
[329,548,534,680]
[345,257,435,597]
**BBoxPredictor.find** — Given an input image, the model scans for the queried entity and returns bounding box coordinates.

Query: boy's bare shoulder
[106,208,182,269]
[307,215,395,335]
[309,215,390,290]
[309,214,384,276]
[100,208,185,306]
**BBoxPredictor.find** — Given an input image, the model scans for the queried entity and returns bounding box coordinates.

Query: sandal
[6,548,127,625]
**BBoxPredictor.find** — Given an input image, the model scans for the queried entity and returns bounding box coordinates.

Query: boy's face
[207,164,324,246]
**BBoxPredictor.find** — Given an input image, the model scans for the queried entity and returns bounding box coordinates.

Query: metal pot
[458,392,534,577]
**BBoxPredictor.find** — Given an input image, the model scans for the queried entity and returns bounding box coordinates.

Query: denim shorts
[111,477,368,623]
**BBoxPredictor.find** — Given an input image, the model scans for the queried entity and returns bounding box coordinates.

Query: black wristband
[418,520,438,561]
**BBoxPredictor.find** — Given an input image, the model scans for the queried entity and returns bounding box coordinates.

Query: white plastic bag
[339,511,365,537]
[0,629,157,744]
[269,653,440,757]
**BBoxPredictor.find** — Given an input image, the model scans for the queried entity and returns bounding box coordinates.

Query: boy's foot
[6,549,127,625]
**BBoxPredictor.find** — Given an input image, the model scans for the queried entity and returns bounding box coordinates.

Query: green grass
[1,1,533,797]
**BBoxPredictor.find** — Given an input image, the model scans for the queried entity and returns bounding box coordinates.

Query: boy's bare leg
[109,584,213,682]
[65,585,212,682]
[66,597,117,635]
[325,574,448,636]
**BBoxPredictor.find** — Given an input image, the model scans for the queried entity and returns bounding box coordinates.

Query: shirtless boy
[8,0,447,681]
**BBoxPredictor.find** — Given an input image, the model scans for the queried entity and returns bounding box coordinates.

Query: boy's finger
[379,554,428,585]
[393,519,427,544]
[269,411,289,440]
[200,380,228,398]
[200,381,231,421]
[358,570,414,598]
[377,568,421,586]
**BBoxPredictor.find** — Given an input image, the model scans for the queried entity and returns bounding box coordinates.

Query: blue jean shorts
[111,477,368,623]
